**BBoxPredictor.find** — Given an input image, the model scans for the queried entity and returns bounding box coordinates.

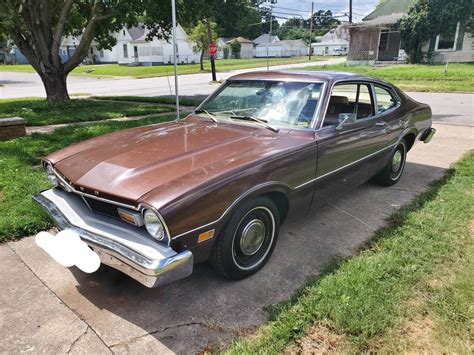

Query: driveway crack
[328,203,376,232]
[66,326,89,354]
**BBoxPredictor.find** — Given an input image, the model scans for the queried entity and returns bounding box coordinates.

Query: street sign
[208,43,218,57]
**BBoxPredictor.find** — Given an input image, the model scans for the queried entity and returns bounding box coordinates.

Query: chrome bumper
[420,127,436,143]
[33,188,193,288]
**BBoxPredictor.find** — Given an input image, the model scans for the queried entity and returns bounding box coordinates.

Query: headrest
[329,95,349,106]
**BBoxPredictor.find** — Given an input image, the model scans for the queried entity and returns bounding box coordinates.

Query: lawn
[0,98,172,126]
[306,63,474,93]
[227,151,473,353]
[92,95,203,107]
[0,114,176,242]
[0,56,329,78]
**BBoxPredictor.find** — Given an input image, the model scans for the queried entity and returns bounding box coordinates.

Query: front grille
[82,196,121,220]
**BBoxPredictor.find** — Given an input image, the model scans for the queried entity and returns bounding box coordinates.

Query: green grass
[0,114,176,242]
[92,95,203,107]
[227,151,474,353]
[0,57,330,78]
[306,63,474,93]
[0,98,171,126]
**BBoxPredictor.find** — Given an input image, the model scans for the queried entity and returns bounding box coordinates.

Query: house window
[435,22,460,51]
[123,44,128,58]
[122,29,126,36]
[99,49,104,58]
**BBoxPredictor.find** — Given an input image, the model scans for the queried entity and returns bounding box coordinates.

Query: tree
[189,20,217,71]
[277,10,341,42]
[229,39,241,59]
[0,1,173,103]
[398,0,473,63]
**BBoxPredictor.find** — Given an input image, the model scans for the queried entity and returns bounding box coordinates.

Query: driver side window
[323,83,374,127]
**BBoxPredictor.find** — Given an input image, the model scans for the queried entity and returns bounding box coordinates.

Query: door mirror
[335,113,357,130]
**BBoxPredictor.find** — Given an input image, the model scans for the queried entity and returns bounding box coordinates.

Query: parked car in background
[34,71,435,287]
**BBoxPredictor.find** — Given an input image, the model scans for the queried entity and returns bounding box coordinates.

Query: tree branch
[52,0,74,67]
[63,13,112,73]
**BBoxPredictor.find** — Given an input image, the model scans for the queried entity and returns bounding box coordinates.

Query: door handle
[376,121,389,132]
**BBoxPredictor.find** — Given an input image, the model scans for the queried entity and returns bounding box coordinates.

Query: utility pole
[171,0,179,121]
[349,0,353,23]
[267,6,273,70]
[308,2,314,61]
[206,18,217,82]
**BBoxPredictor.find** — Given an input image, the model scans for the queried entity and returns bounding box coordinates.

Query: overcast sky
[267,0,379,24]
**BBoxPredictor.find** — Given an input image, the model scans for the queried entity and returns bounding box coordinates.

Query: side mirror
[335,113,356,130]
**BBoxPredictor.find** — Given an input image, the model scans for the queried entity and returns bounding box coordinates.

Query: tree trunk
[40,71,70,103]
[200,48,205,71]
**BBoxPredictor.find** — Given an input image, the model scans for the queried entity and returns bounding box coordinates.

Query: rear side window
[323,83,374,126]
[375,86,397,113]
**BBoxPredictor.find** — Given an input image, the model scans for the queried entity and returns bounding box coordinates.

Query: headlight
[143,209,166,242]
[43,162,58,187]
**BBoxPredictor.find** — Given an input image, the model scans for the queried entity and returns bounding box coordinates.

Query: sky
[266,0,379,24]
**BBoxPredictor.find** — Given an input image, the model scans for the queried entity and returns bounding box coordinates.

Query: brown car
[34,71,435,287]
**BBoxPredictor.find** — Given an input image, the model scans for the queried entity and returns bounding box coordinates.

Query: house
[348,0,473,64]
[216,37,232,59]
[311,24,349,55]
[11,24,199,66]
[230,37,254,59]
[311,39,349,56]
[253,33,280,46]
[95,24,200,65]
[255,39,307,58]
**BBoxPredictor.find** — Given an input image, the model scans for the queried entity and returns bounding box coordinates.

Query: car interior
[323,83,375,127]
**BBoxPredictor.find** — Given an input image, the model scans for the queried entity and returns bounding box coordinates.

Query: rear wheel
[210,196,280,279]
[374,139,407,187]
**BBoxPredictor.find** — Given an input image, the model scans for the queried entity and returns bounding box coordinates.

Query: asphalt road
[0,58,345,99]
[0,63,473,353]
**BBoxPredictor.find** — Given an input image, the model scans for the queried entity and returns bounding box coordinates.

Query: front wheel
[209,196,280,279]
[373,139,407,187]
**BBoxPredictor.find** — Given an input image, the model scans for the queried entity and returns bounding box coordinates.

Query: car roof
[228,70,378,84]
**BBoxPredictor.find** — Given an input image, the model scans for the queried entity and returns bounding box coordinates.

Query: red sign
[208,43,218,56]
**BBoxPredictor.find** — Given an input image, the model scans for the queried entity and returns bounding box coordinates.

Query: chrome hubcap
[392,150,402,172]
[239,219,266,256]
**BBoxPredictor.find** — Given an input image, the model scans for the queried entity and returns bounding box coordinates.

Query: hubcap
[392,150,402,172]
[239,219,266,256]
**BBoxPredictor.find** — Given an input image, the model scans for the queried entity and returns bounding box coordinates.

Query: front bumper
[33,188,193,288]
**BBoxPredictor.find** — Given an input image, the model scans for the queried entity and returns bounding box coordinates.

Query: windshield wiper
[194,109,218,123]
[230,115,279,133]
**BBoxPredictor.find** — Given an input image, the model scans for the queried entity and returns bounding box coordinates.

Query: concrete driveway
[1,93,473,354]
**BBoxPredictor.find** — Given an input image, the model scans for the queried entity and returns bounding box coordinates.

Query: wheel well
[262,191,289,224]
[403,133,416,152]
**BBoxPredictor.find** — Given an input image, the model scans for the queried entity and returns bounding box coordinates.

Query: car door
[312,81,391,205]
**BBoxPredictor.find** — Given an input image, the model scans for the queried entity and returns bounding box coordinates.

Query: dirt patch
[285,324,348,354]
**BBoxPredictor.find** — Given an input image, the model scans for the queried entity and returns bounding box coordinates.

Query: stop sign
[208,43,218,56]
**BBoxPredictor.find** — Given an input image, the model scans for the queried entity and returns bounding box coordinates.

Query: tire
[209,196,280,280]
[374,139,407,187]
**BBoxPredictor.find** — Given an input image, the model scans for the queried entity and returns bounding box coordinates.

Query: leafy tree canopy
[398,0,473,63]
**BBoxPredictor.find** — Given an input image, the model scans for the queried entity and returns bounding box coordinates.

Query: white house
[311,39,349,55]
[89,24,199,65]
[216,37,232,59]
[253,33,280,46]
[311,24,349,56]
[255,40,307,57]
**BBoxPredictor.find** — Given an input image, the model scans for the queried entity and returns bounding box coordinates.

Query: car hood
[48,117,290,206]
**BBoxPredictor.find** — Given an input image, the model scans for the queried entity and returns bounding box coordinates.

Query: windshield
[198,80,323,129]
